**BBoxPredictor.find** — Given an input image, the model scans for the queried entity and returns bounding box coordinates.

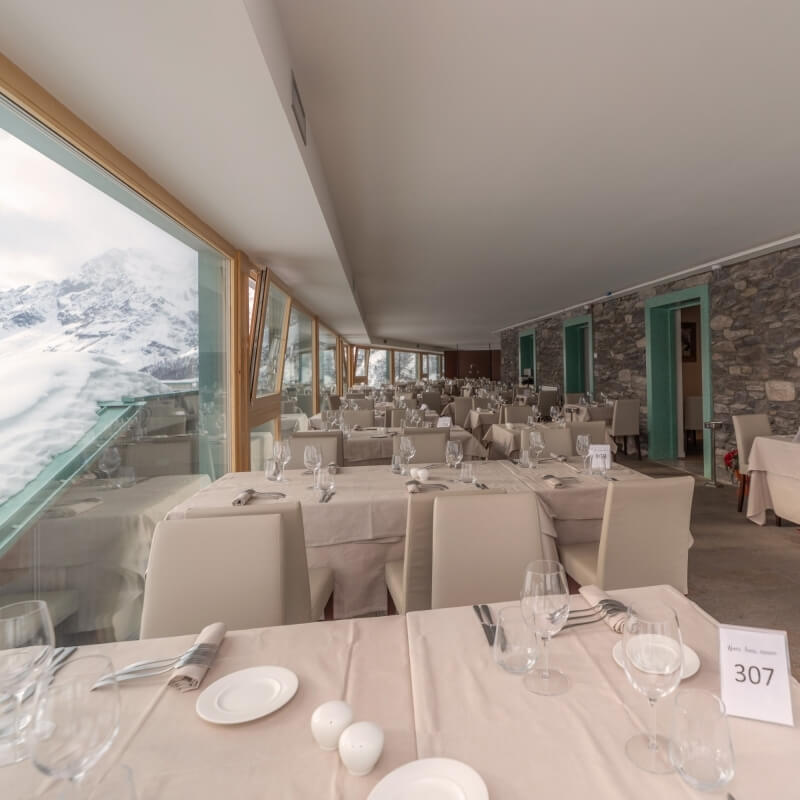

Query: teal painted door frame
[518,329,536,383]
[563,314,594,395]
[645,285,713,478]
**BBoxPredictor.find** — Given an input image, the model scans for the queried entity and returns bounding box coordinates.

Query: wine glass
[549,405,559,423]
[399,436,416,475]
[97,447,121,486]
[0,600,55,766]
[520,561,570,695]
[530,431,545,467]
[445,440,463,470]
[31,655,121,795]
[621,601,683,773]
[575,434,591,473]
[303,445,322,489]
[273,441,291,482]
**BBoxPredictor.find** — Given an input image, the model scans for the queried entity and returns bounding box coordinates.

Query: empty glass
[399,436,416,474]
[575,434,591,473]
[493,606,538,674]
[391,455,403,474]
[459,462,474,483]
[670,689,734,791]
[264,457,279,481]
[520,561,570,695]
[0,600,55,765]
[31,654,121,794]
[317,466,336,496]
[445,440,463,469]
[549,405,559,423]
[273,441,291,482]
[529,431,545,467]
[97,447,121,486]
[303,445,322,489]
[622,601,683,773]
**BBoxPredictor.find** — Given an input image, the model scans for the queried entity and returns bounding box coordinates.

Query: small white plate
[368,758,488,800]
[196,666,298,725]
[612,641,700,679]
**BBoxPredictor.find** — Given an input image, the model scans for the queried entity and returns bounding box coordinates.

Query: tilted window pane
[318,326,337,397]
[256,284,288,397]
[281,306,314,425]
[395,351,418,381]
[368,349,390,386]
[0,93,230,644]
[342,344,349,392]
[248,276,257,329]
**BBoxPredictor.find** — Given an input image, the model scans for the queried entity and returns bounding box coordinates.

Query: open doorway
[645,286,712,478]
[563,315,594,398]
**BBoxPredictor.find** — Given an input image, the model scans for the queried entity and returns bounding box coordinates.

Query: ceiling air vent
[291,71,307,146]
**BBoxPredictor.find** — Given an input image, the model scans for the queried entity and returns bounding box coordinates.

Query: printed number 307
[734,664,774,685]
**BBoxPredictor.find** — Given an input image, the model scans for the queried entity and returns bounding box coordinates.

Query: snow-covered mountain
[0,248,198,375]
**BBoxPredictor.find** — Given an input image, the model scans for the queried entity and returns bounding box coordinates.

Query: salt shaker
[310,701,353,751]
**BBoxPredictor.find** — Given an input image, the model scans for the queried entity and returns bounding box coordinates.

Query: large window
[354,347,367,380]
[368,349,390,386]
[395,351,418,381]
[422,353,443,379]
[342,343,349,392]
[318,326,337,396]
[282,306,313,417]
[0,93,230,643]
[256,283,289,397]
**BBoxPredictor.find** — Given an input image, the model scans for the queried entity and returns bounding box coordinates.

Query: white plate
[196,666,298,725]
[368,758,488,800]
[612,641,700,679]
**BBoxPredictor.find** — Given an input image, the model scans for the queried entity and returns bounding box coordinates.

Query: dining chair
[140,515,285,638]
[285,430,344,468]
[342,409,375,428]
[566,421,608,455]
[422,391,442,413]
[183,501,334,625]
[558,476,694,593]
[522,426,573,457]
[565,392,582,405]
[537,389,559,415]
[0,590,79,628]
[350,397,375,410]
[610,398,641,458]
[451,396,472,427]
[732,413,772,512]
[430,493,546,609]
[501,404,530,424]
[325,394,341,411]
[385,489,506,614]
[392,430,450,462]
[398,396,418,409]
[387,408,406,428]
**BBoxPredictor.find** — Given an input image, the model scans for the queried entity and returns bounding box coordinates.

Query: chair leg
[386,589,397,616]
[776,515,783,527]
[324,593,335,621]
[737,475,745,513]
[622,436,628,455]
[635,435,641,460]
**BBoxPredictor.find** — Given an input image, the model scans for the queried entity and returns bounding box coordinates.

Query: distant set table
[564,404,614,423]
[746,435,800,526]
[343,426,484,464]
[483,422,617,459]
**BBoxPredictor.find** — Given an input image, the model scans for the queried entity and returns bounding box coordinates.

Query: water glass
[264,457,280,481]
[575,434,591,473]
[318,466,336,495]
[518,448,530,468]
[670,689,734,791]
[459,462,474,483]
[445,440,463,469]
[493,606,538,674]
[391,455,402,474]
[529,431,545,467]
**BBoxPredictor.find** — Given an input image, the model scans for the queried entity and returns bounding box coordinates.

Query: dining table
[4,584,798,799]
[483,422,617,459]
[746,434,800,526]
[342,426,485,465]
[564,403,614,423]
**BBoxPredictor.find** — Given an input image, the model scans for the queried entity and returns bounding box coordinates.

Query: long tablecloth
[484,422,617,458]
[747,435,800,525]
[342,426,484,464]
[564,404,614,423]
[5,586,799,798]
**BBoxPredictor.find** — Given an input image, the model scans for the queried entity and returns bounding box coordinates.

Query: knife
[480,604,506,651]
[473,605,494,646]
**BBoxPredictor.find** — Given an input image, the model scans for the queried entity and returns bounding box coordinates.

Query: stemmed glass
[621,602,683,773]
[399,436,416,475]
[97,447,121,486]
[520,561,570,695]
[273,441,291,482]
[0,600,55,766]
[529,431,545,467]
[303,445,322,489]
[445,440,463,470]
[575,434,591,473]
[31,654,121,797]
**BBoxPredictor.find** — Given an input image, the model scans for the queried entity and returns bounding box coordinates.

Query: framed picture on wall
[681,322,697,362]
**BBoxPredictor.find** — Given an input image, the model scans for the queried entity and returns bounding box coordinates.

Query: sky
[0,127,196,291]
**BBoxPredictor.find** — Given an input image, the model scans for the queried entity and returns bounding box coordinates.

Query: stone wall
[499,245,800,470]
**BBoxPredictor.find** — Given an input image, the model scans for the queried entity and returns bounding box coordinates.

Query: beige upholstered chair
[522,426,573,457]
[385,489,506,613]
[398,396,418,409]
[501,404,530,424]
[610,398,641,458]
[140,516,285,638]
[732,413,772,512]
[182,501,334,624]
[559,476,694,593]
[286,431,344,468]
[565,392,582,405]
[431,493,546,609]
[388,408,406,428]
[566,421,608,455]
[451,397,472,427]
[324,394,341,410]
[350,397,375,410]
[342,409,375,428]
[683,396,703,451]
[422,391,442,413]
[392,430,450,463]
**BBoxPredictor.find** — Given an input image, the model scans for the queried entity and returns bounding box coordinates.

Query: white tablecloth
[343,427,483,464]
[564,404,614,423]
[483,422,617,458]
[747,435,800,525]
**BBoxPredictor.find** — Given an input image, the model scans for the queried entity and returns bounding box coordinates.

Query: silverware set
[319,488,336,503]
[93,642,219,689]
[560,599,629,631]
[473,480,490,490]
[472,604,497,646]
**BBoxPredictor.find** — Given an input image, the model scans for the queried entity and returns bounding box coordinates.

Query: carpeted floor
[618,456,800,678]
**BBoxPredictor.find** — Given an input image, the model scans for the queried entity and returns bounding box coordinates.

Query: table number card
[588,444,611,471]
[436,417,452,428]
[719,624,794,726]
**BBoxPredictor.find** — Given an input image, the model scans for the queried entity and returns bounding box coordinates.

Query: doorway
[645,286,713,478]
[563,315,594,396]
[518,330,535,385]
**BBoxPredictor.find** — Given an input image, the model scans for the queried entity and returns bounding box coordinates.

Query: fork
[95,643,217,681]
[93,646,218,689]
[568,599,628,618]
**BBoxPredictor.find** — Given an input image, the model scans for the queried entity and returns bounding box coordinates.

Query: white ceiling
[3,2,800,351]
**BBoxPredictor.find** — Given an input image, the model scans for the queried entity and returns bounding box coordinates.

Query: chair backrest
[398,396,418,409]
[732,413,772,472]
[566,421,608,455]
[502,404,530,424]
[422,392,442,413]
[388,408,406,428]
[402,489,505,612]
[140,515,284,638]
[522,426,572,457]
[565,393,582,405]
[120,438,193,477]
[286,431,344,468]
[392,430,450,462]
[597,476,694,593]
[350,397,375,410]
[342,409,375,428]
[431,493,546,609]
[683,396,703,431]
[452,397,473,427]
[324,394,341,411]
[611,398,640,437]
[538,389,559,412]
[182,501,312,625]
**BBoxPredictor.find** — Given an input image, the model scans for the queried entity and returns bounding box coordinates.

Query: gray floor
[619,456,800,678]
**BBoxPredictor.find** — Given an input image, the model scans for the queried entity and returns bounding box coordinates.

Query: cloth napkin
[232,489,255,506]
[168,622,226,692]
[544,477,563,489]
[578,585,627,633]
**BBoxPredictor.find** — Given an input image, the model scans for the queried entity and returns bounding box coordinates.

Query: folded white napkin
[168,622,226,692]
[544,477,563,488]
[578,585,627,633]
[232,489,254,506]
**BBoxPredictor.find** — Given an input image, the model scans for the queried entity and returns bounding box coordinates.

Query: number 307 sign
[719,624,794,726]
